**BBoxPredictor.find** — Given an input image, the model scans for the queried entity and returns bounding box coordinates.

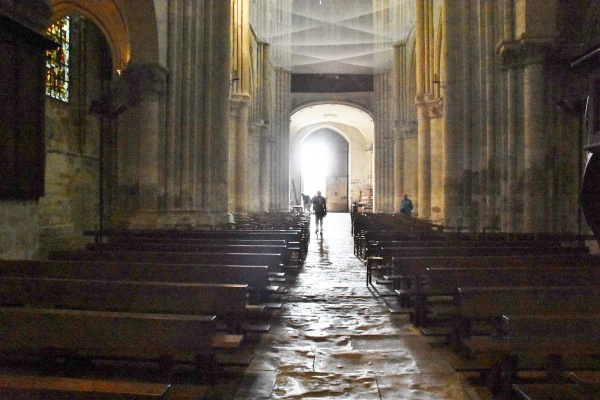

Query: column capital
[497,37,555,69]
[415,96,443,119]
[520,38,553,65]
[120,62,168,105]
[230,95,251,117]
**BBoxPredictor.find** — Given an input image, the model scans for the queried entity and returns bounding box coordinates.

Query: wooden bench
[49,250,284,273]
[414,266,600,328]
[358,230,440,258]
[0,307,220,380]
[0,259,277,304]
[378,245,589,265]
[88,229,307,262]
[513,377,600,400]
[467,314,600,393]
[371,249,592,290]
[0,374,173,399]
[455,286,600,349]
[0,276,249,318]
[0,276,259,334]
[368,254,600,288]
[107,236,305,265]
[365,239,568,259]
[85,242,293,267]
[108,237,287,246]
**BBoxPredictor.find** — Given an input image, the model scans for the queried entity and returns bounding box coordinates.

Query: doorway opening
[301,129,349,212]
[301,140,329,199]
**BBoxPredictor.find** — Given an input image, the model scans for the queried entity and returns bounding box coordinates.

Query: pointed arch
[50,0,159,72]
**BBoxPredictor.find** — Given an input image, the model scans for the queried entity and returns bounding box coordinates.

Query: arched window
[46,17,70,102]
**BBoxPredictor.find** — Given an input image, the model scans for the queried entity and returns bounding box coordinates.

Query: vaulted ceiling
[253,0,416,75]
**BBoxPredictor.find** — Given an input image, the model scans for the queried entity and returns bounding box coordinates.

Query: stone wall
[0,202,40,259]
[37,15,110,255]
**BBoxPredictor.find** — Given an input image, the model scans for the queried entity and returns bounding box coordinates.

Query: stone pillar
[374,72,393,212]
[271,68,291,211]
[416,0,436,220]
[259,125,272,211]
[483,0,496,229]
[417,102,431,220]
[523,43,550,231]
[441,0,467,228]
[499,0,518,232]
[393,122,404,213]
[232,97,250,212]
[121,62,167,212]
[208,0,232,214]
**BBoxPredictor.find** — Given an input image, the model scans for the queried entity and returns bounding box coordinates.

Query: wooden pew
[365,239,567,259]
[0,259,274,301]
[358,230,439,258]
[513,374,600,400]
[0,307,221,380]
[427,267,600,292]
[104,237,304,266]
[0,276,249,319]
[85,242,293,267]
[454,286,600,349]
[370,249,591,291]
[89,229,307,262]
[378,245,589,265]
[0,375,173,399]
[108,237,286,246]
[467,314,600,393]
[367,254,600,287]
[415,266,600,328]
[49,250,283,273]
[0,259,281,306]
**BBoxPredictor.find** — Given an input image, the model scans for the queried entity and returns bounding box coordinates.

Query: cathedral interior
[1,0,600,399]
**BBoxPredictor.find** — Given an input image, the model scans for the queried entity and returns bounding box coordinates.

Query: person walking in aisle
[312,191,327,236]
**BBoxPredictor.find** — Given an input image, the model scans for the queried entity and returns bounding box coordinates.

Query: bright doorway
[301,129,349,212]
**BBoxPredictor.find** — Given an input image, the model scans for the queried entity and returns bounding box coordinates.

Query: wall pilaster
[522,41,551,231]
[231,96,250,212]
[120,62,167,212]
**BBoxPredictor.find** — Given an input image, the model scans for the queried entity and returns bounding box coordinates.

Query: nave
[0,212,598,399]
[232,212,479,399]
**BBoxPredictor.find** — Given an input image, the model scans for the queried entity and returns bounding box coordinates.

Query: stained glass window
[46,17,70,102]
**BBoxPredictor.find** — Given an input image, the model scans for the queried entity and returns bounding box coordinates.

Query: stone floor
[227,212,488,399]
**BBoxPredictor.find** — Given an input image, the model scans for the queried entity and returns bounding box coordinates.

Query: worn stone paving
[233,213,484,399]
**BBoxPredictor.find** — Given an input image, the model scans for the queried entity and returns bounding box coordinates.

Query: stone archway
[290,104,374,211]
[50,0,160,71]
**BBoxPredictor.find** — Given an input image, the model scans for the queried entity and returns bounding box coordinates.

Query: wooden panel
[0,16,56,199]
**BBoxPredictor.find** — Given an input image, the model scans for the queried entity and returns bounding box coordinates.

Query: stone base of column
[128,210,235,230]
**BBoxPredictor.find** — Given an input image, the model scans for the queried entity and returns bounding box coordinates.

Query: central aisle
[234,213,481,399]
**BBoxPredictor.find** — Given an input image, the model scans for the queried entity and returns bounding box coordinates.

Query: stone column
[271,68,290,211]
[499,0,518,232]
[374,72,393,212]
[415,0,431,219]
[208,0,232,214]
[441,0,466,228]
[393,122,404,213]
[121,62,167,213]
[417,102,431,220]
[523,42,550,231]
[259,125,272,211]
[483,0,496,229]
[232,96,250,212]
